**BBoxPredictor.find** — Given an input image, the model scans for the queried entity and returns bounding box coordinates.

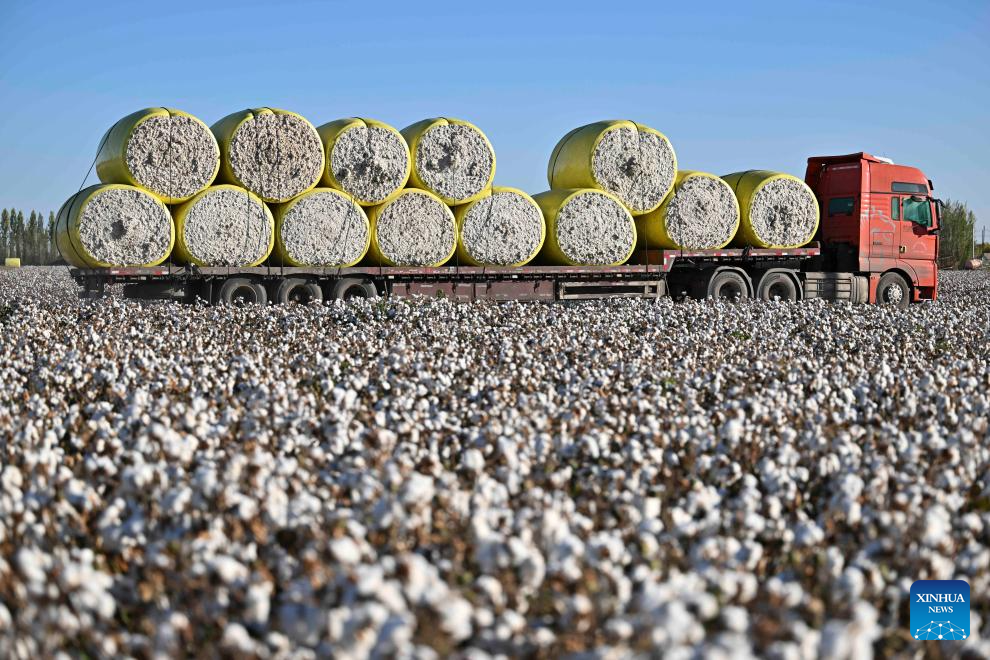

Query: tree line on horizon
[1,208,58,265]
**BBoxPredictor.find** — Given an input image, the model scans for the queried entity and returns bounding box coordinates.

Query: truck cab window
[891,197,900,220]
[903,197,932,227]
[828,197,855,217]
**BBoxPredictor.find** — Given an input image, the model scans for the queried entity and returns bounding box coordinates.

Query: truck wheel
[756,272,798,302]
[215,277,267,306]
[330,278,378,300]
[275,278,323,305]
[707,270,750,301]
[876,272,910,309]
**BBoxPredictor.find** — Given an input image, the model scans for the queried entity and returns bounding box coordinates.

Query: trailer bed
[70,244,822,302]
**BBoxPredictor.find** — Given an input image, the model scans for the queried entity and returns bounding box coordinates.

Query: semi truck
[70,152,940,309]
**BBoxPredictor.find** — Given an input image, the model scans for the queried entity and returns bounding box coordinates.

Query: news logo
[911,580,970,641]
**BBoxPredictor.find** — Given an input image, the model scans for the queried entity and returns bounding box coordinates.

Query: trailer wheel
[707,270,750,301]
[275,278,323,305]
[876,272,910,309]
[330,278,378,300]
[756,271,798,302]
[215,277,267,306]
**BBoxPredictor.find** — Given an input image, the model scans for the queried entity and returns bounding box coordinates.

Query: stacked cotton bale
[402,118,496,205]
[55,184,174,268]
[365,189,457,267]
[317,118,410,206]
[454,187,545,267]
[171,185,273,267]
[212,108,324,203]
[533,189,635,266]
[548,120,677,216]
[272,189,370,267]
[96,107,220,203]
[637,171,740,250]
[535,120,676,265]
[722,171,819,249]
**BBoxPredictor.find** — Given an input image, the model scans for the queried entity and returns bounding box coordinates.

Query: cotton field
[1,266,988,658]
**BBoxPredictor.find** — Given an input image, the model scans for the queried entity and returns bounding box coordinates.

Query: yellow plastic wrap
[4,258,21,268]
[452,186,546,267]
[532,188,636,266]
[271,188,370,267]
[171,185,274,267]
[365,189,457,267]
[401,117,496,205]
[95,107,220,204]
[55,184,174,268]
[547,120,676,215]
[636,171,740,250]
[317,118,411,206]
[722,170,820,248]
[211,108,324,203]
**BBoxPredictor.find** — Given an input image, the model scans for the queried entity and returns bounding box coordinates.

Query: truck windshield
[903,197,932,227]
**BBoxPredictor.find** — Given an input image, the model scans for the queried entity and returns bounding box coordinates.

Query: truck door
[900,194,936,263]
[870,196,896,260]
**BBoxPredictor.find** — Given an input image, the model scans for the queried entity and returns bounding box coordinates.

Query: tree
[47,211,57,264]
[1,209,9,259]
[12,211,24,260]
[937,199,978,268]
[26,211,38,264]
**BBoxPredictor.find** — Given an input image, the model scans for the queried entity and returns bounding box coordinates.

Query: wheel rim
[342,285,371,300]
[717,280,744,300]
[767,281,791,300]
[882,283,904,304]
[231,285,257,306]
[288,286,311,304]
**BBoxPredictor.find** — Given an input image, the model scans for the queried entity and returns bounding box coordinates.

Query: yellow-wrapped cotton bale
[722,170,819,248]
[365,189,457,267]
[548,120,677,216]
[317,118,410,206]
[55,184,174,268]
[402,118,496,205]
[636,171,740,250]
[212,108,324,203]
[272,188,370,267]
[532,189,636,266]
[171,185,274,267]
[95,107,220,204]
[453,187,545,267]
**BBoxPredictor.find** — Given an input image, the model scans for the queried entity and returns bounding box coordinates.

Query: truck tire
[876,272,910,309]
[329,278,378,300]
[275,278,323,305]
[215,277,267,306]
[756,271,798,302]
[707,270,750,301]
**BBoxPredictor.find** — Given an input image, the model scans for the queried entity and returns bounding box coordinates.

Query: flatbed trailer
[70,242,872,305]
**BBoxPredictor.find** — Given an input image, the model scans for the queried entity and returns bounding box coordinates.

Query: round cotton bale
[453,187,545,267]
[722,171,819,248]
[365,189,457,267]
[548,120,677,216]
[637,171,740,250]
[212,108,324,203]
[55,184,174,268]
[532,189,636,266]
[317,118,411,206]
[171,185,274,267]
[95,108,220,204]
[272,189,370,267]
[401,118,496,205]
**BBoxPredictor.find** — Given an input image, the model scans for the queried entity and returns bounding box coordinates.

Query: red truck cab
[806,153,939,303]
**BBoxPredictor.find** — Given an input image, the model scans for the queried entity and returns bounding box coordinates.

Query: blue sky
[1,0,987,237]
